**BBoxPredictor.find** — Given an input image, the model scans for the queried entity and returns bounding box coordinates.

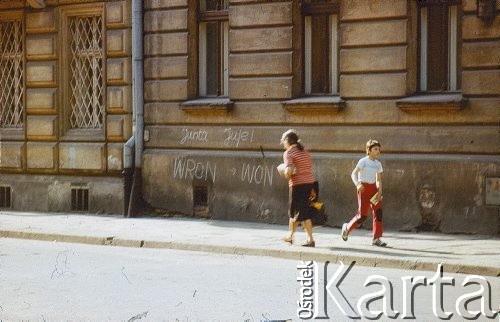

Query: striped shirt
[283,145,315,187]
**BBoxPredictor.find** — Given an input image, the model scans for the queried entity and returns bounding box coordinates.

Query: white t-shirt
[356,156,383,184]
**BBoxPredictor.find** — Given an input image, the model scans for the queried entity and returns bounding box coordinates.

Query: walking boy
[341,139,387,247]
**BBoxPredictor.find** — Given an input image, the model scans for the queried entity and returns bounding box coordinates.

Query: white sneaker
[372,238,387,247]
[341,223,349,241]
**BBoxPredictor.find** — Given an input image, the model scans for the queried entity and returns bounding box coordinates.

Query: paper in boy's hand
[370,193,380,205]
[277,163,287,176]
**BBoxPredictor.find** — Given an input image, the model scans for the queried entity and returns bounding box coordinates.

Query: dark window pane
[206,0,218,10]
[311,15,329,94]
[202,0,228,11]
[426,5,448,91]
[194,186,208,206]
[205,22,219,96]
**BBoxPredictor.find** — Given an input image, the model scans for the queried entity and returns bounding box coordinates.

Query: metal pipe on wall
[122,136,135,216]
[132,0,144,169]
[126,0,145,217]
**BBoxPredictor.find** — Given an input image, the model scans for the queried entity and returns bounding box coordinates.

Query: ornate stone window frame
[0,10,25,138]
[417,1,461,92]
[397,0,465,112]
[181,0,233,114]
[283,0,344,114]
[59,3,106,141]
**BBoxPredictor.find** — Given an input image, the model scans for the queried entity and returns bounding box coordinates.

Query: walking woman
[279,129,316,247]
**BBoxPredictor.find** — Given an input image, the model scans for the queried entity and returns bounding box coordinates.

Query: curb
[1,230,498,277]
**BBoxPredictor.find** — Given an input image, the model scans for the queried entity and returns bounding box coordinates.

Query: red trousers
[347,182,383,239]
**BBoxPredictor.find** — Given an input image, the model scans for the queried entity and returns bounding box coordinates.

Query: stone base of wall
[0,174,124,215]
[143,150,499,235]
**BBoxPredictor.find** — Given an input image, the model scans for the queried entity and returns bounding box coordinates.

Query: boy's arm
[376,172,383,198]
[351,167,363,191]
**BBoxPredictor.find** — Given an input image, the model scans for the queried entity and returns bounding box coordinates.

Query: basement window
[71,187,89,211]
[194,185,208,207]
[0,186,12,208]
[193,185,209,217]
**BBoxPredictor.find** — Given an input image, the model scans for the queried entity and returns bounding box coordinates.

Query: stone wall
[0,0,133,214]
[141,0,499,234]
[1,0,498,231]
[0,174,124,213]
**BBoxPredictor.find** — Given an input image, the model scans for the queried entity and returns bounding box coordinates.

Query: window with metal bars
[0,16,24,128]
[0,186,12,208]
[71,187,89,211]
[198,0,229,97]
[68,14,104,129]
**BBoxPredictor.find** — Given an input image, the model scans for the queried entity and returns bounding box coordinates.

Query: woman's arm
[284,165,295,179]
[283,150,295,179]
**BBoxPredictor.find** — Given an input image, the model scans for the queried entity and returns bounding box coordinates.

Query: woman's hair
[281,129,304,150]
[366,139,381,154]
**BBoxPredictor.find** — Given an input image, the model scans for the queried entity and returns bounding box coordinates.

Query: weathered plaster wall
[140,0,499,234]
[0,0,132,214]
[143,150,498,235]
[1,0,498,228]
[0,174,124,214]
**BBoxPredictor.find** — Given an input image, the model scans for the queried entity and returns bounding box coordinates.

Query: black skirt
[288,183,314,221]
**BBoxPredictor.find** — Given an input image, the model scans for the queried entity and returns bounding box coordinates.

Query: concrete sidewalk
[0,211,498,276]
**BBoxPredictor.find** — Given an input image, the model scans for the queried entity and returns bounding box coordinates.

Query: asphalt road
[0,238,498,321]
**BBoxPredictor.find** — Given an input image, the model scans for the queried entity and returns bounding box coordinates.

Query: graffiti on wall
[173,157,276,187]
[173,158,217,183]
[240,163,273,186]
[178,127,255,147]
[180,128,209,145]
[172,127,276,217]
[223,128,254,147]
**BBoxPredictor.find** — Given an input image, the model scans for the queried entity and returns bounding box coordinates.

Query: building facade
[0,0,132,213]
[0,0,498,234]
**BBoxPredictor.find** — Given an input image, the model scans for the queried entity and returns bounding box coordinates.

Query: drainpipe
[127,0,144,217]
[122,136,134,216]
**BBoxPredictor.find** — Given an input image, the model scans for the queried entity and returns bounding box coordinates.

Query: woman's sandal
[301,240,315,247]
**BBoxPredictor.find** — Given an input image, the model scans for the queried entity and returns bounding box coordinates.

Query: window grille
[68,15,104,129]
[0,19,24,128]
[0,186,12,208]
[71,187,89,211]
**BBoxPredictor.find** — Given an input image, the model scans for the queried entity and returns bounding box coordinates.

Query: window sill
[396,93,467,112]
[282,96,345,113]
[180,97,234,113]
[0,128,24,140]
[61,129,105,142]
